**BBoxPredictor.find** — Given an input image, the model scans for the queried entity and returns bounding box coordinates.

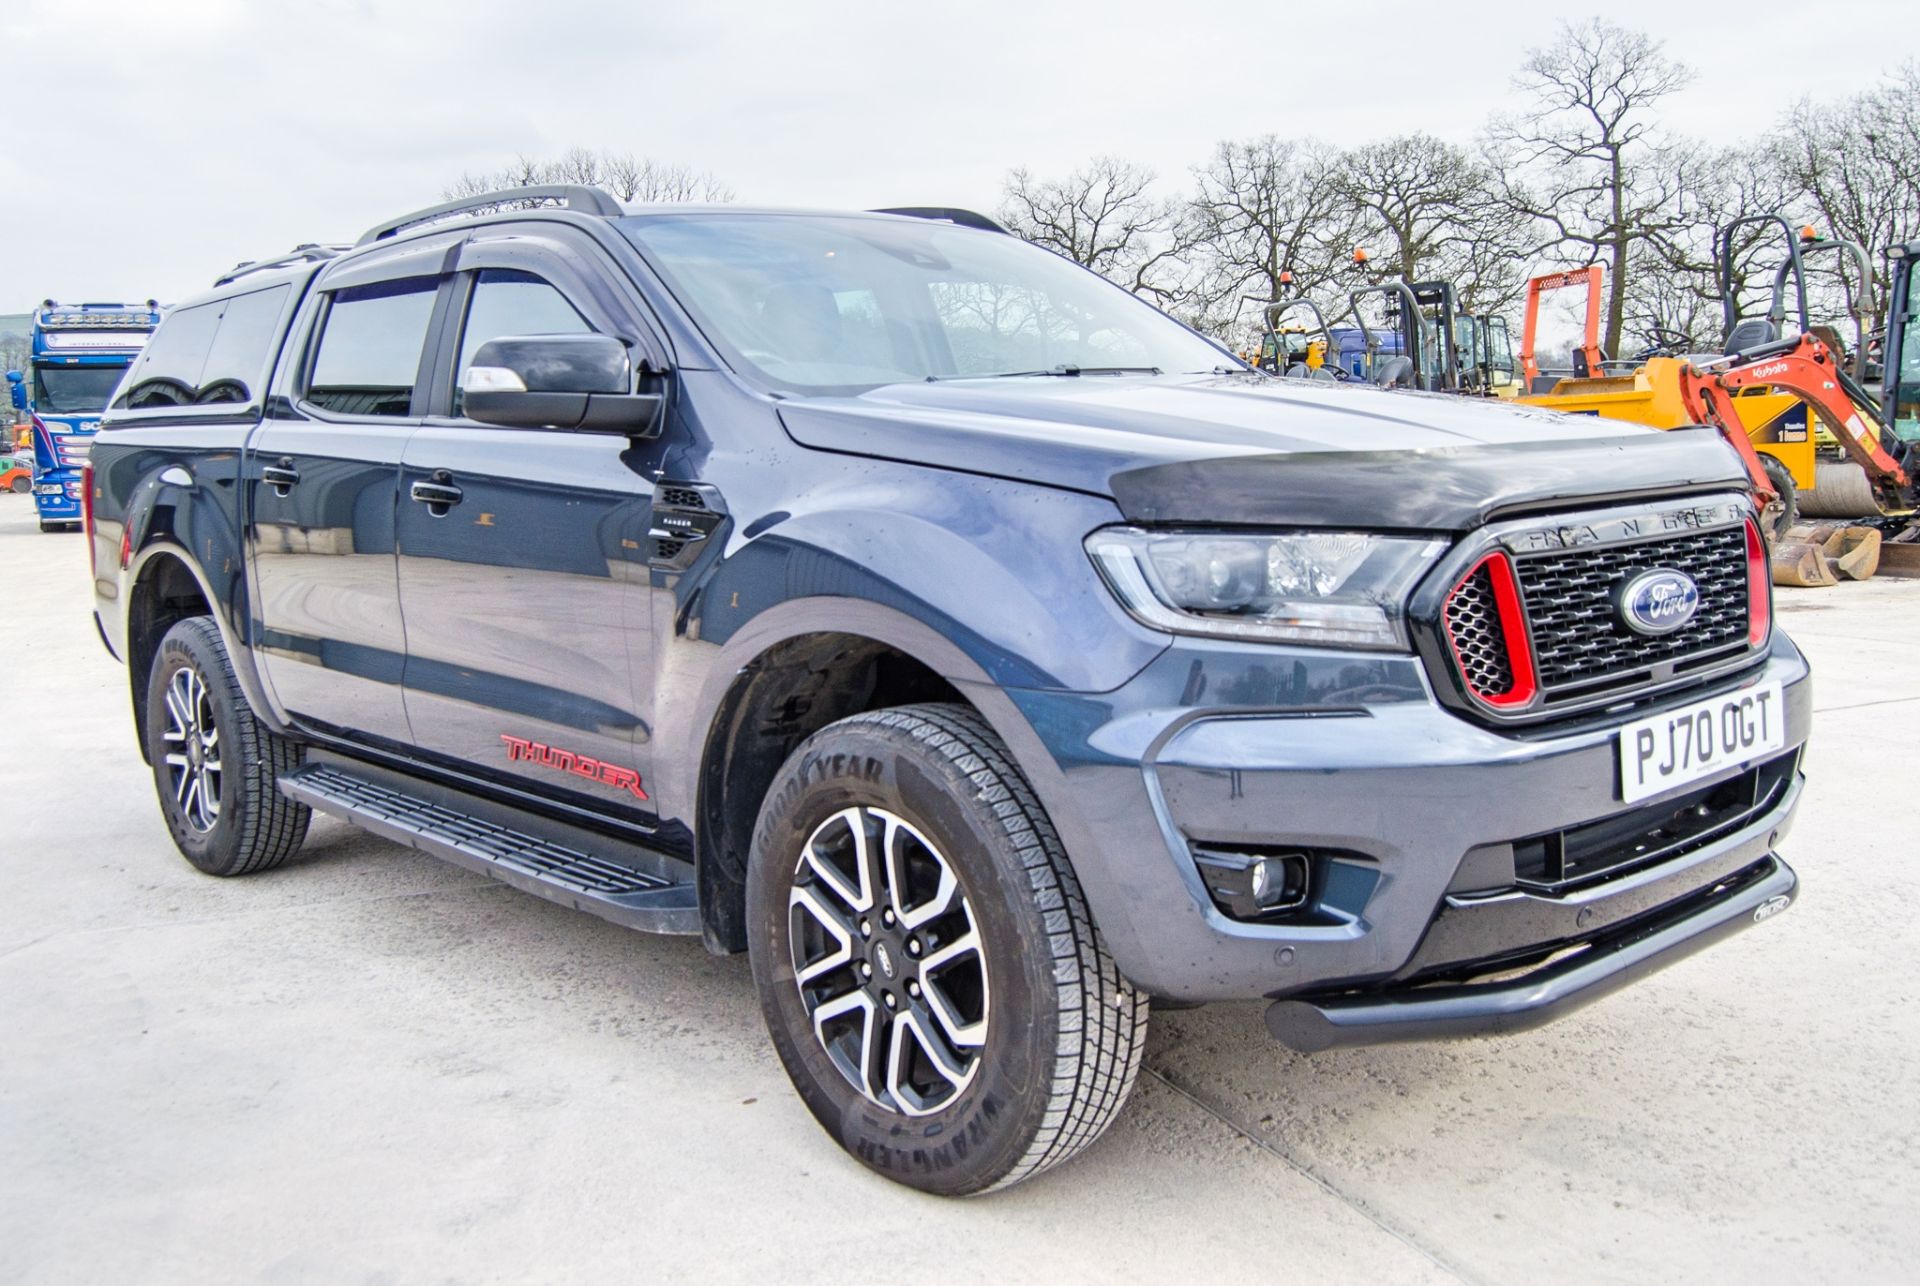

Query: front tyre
[747,704,1148,1195]
[144,617,310,876]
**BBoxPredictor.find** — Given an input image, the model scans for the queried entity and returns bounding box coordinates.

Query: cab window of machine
[453,269,593,416]
[305,278,439,417]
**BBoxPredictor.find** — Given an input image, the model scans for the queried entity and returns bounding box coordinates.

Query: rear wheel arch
[123,545,282,761]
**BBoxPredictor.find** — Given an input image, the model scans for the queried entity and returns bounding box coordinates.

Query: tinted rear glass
[114,284,291,410]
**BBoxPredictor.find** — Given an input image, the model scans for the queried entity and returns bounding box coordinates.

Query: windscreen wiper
[927,365,1163,381]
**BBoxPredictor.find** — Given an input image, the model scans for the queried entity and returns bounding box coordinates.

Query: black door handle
[409,478,464,510]
[262,462,300,494]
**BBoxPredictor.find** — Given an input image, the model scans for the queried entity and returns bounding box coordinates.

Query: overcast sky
[2,0,1913,309]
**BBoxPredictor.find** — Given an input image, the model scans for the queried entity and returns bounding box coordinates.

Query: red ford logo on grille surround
[1616,568,1700,636]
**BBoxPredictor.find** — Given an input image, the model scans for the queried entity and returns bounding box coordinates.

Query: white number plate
[1618,682,1785,803]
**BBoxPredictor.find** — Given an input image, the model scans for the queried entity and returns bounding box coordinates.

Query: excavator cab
[1880,243,1919,444]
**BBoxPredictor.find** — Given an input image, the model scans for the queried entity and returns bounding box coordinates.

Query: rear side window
[116,285,291,410]
[306,278,439,417]
[198,287,291,402]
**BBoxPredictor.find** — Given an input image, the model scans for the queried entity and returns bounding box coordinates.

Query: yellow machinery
[1519,357,1817,492]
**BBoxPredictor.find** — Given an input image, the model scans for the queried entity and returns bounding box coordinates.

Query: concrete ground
[2,494,1915,1286]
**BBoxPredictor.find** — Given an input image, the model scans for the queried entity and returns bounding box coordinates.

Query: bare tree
[998,156,1196,304]
[1185,137,1358,340]
[1773,62,1920,331]
[443,148,732,204]
[1333,133,1536,316]
[1485,19,1691,358]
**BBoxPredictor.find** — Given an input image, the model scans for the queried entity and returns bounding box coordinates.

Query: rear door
[393,226,668,814]
[250,235,460,743]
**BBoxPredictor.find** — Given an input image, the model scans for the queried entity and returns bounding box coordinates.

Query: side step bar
[280,763,701,935]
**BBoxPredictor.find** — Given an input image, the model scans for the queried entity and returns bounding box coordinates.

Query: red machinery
[1678,332,1912,517]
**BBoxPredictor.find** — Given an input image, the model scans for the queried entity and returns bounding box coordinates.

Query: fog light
[1193,847,1312,920]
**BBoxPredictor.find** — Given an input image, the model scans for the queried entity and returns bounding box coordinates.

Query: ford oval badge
[1616,569,1700,636]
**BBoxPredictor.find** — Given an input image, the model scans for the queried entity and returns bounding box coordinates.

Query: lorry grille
[1516,525,1751,701]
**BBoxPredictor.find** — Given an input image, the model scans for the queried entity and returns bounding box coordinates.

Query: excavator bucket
[1770,522,1882,587]
[1771,539,1838,587]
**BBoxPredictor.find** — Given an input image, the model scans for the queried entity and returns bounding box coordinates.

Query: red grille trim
[1442,551,1538,708]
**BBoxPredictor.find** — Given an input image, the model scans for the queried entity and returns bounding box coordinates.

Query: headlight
[1085,527,1446,649]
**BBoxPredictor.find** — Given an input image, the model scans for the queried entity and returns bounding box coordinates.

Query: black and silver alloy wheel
[748,704,1149,1196]
[789,805,989,1116]
[161,665,224,834]
[145,616,310,877]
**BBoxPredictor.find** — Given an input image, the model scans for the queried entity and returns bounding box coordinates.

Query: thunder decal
[500,734,649,800]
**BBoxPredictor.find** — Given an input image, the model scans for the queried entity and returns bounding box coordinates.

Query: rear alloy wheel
[748,704,1148,1196]
[162,665,225,835]
[145,617,310,876]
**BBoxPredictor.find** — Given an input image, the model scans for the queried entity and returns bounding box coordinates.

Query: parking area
[1,493,1914,1285]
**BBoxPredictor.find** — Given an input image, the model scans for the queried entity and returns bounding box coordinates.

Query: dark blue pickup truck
[84,188,1808,1194]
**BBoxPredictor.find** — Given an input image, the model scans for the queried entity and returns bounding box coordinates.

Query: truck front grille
[1428,495,1764,722]
[1517,525,1751,703]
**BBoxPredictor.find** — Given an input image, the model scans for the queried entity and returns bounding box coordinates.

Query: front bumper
[1265,852,1795,1051]
[32,467,83,520]
[1007,633,1810,1007]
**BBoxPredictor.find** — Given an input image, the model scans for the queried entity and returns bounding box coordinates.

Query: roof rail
[357,185,624,246]
[869,207,1008,234]
[214,243,349,288]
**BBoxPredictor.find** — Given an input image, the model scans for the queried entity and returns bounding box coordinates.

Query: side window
[453,269,592,415]
[118,301,222,408]
[198,285,290,403]
[115,285,294,411]
[306,278,439,417]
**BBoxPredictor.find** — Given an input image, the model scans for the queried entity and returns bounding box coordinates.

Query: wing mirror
[461,334,664,435]
[5,370,24,412]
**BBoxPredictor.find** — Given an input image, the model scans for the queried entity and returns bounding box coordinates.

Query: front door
[395,243,663,815]
[250,262,450,744]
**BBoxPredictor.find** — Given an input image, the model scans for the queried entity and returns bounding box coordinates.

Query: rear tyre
[144,617,310,876]
[747,703,1148,1196]
[8,476,27,494]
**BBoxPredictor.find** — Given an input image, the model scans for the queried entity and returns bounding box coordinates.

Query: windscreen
[619,213,1234,395]
[32,364,126,414]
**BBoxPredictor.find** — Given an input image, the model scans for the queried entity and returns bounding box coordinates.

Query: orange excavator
[1676,329,1912,522]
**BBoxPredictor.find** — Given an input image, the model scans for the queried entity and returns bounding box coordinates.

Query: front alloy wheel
[748,704,1149,1196]
[789,805,989,1116]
